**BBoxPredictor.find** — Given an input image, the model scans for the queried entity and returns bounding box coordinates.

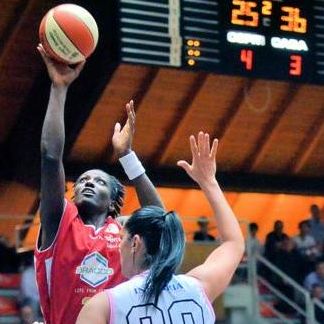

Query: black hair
[19,297,33,308]
[108,174,124,218]
[298,220,310,230]
[125,206,185,305]
[249,222,258,232]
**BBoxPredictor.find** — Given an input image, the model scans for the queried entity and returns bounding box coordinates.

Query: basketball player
[77,132,245,324]
[35,45,163,324]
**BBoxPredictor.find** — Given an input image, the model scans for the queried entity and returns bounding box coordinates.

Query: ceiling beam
[104,66,159,162]
[0,0,29,56]
[212,79,254,140]
[153,72,207,165]
[289,110,324,174]
[64,161,324,195]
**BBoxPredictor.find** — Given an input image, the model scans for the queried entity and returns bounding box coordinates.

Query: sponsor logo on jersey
[104,234,121,249]
[105,223,120,234]
[76,252,114,287]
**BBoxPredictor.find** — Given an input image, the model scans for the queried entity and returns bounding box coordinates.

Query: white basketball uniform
[107,272,216,324]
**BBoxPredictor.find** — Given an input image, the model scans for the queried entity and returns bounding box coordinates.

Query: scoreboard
[119,0,324,84]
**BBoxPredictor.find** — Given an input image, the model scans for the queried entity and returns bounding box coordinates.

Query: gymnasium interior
[0,0,323,323]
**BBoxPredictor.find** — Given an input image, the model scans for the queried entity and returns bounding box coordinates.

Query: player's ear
[132,235,141,252]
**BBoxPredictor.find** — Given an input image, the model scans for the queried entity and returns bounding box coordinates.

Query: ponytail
[125,206,185,305]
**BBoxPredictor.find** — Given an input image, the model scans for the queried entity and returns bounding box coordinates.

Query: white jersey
[107,272,216,324]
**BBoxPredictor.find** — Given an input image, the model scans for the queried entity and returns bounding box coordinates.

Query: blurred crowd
[249,204,324,321]
[0,238,42,323]
[0,203,323,323]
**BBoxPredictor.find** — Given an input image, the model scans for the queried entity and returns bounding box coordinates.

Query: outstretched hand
[177,132,218,187]
[37,43,85,87]
[112,100,135,157]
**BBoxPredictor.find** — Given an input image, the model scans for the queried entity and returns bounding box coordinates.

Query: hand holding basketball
[37,44,85,87]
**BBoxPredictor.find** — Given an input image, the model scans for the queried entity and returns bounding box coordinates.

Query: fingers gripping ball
[39,4,99,64]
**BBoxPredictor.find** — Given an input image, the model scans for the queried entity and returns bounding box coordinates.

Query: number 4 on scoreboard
[240,49,253,70]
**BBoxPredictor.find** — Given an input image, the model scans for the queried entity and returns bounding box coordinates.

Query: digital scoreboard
[119,0,324,84]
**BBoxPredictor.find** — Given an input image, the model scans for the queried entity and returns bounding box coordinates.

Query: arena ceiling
[0,0,323,223]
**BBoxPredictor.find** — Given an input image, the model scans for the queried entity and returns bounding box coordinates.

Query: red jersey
[35,200,125,324]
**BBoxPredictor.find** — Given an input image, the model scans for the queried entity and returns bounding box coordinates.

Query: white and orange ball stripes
[39,4,99,64]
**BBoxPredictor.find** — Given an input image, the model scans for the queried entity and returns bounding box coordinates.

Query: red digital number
[289,55,302,76]
[240,49,253,70]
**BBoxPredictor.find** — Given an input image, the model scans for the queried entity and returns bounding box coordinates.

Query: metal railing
[248,253,324,324]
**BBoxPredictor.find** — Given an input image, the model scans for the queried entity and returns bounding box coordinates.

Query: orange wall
[19,184,324,250]
[121,187,324,242]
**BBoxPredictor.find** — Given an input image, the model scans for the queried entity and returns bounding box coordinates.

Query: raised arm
[112,100,164,209]
[38,45,85,249]
[177,132,244,302]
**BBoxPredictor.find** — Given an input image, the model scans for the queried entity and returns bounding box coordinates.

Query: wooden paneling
[131,68,202,162]
[0,0,26,50]
[0,0,53,144]
[296,113,324,177]
[69,64,157,162]
[157,74,249,166]
[0,181,38,242]
[250,85,324,174]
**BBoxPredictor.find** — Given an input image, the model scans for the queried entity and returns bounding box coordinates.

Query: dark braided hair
[108,174,125,218]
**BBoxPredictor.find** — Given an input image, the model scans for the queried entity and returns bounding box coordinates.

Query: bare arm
[38,45,85,249]
[112,100,164,209]
[76,291,108,324]
[177,132,244,302]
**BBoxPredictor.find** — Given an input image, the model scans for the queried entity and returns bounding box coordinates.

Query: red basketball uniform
[34,200,125,324]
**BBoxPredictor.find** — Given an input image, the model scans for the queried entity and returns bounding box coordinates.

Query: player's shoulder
[175,274,203,291]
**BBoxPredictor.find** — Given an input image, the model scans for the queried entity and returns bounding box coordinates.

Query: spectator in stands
[294,220,318,256]
[293,220,320,276]
[311,283,324,300]
[19,298,36,324]
[311,284,324,323]
[19,252,40,320]
[271,237,303,314]
[193,216,215,241]
[264,220,289,263]
[247,222,262,256]
[308,204,324,245]
[274,237,303,284]
[304,261,324,292]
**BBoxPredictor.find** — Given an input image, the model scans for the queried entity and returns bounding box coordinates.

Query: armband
[119,151,145,180]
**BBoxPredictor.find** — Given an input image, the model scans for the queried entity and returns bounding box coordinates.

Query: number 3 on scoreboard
[290,55,302,76]
[231,0,259,27]
[240,49,253,71]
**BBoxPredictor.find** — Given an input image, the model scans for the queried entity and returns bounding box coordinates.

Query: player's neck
[80,212,107,229]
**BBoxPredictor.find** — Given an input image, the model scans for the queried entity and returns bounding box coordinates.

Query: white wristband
[119,151,145,180]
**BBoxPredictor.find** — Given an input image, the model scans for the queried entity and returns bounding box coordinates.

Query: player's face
[119,229,134,278]
[74,170,112,214]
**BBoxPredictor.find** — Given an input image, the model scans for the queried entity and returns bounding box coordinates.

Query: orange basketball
[39,4,99,64]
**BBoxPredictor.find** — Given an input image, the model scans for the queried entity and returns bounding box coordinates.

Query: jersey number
[126,300,204,323]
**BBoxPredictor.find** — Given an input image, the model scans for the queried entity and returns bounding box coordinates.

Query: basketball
[39,4,99,64]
